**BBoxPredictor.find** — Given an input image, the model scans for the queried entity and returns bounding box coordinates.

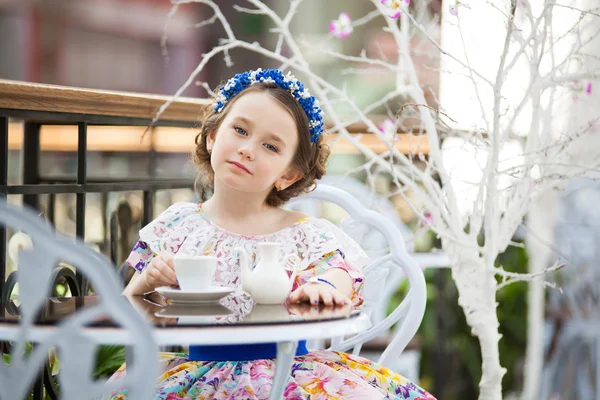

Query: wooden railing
[0,79,211,124]
[0,79,429,155]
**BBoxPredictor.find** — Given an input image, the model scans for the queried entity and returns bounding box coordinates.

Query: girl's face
[207,91,302,196]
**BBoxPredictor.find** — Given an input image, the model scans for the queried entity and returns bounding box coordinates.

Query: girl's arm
[122,252,178,296]
[122,271,152,296]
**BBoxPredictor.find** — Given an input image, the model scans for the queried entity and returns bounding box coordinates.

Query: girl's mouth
[227,161,252,174]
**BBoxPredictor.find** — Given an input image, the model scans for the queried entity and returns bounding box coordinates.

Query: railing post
[76,121,87,293]
[0,116,8,318]
[143,191,153,227]
[23,122,41,210]
[142,129,156,226]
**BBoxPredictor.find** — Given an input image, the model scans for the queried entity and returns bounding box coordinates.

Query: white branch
[495,259,566,291]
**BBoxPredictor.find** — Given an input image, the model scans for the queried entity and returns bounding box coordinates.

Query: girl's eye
[264,143,279,153]
[234,126,247,135]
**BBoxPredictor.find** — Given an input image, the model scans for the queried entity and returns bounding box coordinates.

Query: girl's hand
[141,253,178,289]
[288,302,353,320]
[288,282,350,306]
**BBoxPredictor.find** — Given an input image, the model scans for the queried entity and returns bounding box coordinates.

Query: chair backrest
[0,201,158,400]
[550,179,600,318]
[287,176,419,327]
[288,176,415,250]
[289,184,427,366]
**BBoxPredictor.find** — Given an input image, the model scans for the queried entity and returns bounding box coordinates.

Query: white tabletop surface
[0,294,372,346]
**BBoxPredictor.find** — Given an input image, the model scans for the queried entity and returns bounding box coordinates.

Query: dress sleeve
[288,218,369,306]
[125,202,201,273]
[125,240,156,274]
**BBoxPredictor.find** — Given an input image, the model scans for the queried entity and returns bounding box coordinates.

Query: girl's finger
[320,290,333,306]
[149,262,176,287]
[156,272,174,287]
[288,287,303,303]
[145,268,164,287]
[159,262,178,284]
[307,286,320,305]
[332,292,346,306]
[150,256,175,282]
[338,293,352,305]
[160,253,175,269]
[288,293,298,303]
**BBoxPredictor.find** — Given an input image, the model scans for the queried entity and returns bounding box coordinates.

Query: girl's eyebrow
[234,116,287,149]
[233,115,254,127]
[266,133,286,149]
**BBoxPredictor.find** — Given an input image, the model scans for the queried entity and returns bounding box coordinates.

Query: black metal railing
[0,80,211,301]
[0,118,199,299]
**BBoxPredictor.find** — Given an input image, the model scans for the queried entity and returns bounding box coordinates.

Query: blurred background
[2,1,596,399]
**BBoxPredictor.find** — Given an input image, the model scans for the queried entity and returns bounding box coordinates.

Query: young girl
[113,69,435,399]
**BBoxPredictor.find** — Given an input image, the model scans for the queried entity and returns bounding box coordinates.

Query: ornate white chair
[0,201,158,400]
[289,183,427,368]
[288,176,448,328]
[537,179,600,400]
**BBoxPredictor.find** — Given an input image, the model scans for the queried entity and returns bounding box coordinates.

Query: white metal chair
[540,179,600,400]
[288,176,448,328]
[0,201,158,400]
[540,267,600,400]
[290,183,428,368]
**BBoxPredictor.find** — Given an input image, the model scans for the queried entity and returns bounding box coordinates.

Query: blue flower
[213,68,324,143]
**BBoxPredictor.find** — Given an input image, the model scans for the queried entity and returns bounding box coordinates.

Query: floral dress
[109,202,435,400]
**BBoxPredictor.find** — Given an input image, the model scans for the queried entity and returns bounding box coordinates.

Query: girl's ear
[207,131,216,149]
[277,168,303,191]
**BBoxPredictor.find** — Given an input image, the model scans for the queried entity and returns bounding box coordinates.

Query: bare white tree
[156,1,600,398]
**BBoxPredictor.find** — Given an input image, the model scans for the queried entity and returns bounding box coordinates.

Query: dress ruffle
[108,350,436,400]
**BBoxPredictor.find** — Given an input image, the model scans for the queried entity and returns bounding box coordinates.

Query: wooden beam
[7,123,429,155]
[0,79,211,123]
[1,80,430,154]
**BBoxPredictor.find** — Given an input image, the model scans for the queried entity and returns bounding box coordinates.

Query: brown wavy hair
[193,82,330,207]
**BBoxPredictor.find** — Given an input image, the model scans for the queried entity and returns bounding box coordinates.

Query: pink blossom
[449,1,470,17]
[329,12,353,39]
[381,0,409,19]
[449,4,458,16]
[571,80,593,100]
[424,212,434,226]
[378,117,397,142]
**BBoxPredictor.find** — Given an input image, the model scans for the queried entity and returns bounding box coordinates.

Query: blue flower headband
[213,68,324,143]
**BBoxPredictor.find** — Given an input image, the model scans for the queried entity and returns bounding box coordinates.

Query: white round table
[0,294,371,400]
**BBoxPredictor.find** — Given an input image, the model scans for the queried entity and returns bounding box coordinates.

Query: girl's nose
[237,146,254,160]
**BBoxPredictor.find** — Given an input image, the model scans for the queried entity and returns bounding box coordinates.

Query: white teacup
[174,255,217,292]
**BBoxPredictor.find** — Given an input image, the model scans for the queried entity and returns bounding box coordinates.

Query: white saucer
[156,286,234,304]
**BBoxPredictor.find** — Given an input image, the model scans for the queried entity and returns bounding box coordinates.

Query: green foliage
[3,343,125,399]
[93,345,126,379]
[495,244,529,393]
[54,283,67,297]
[241,14,266,35]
